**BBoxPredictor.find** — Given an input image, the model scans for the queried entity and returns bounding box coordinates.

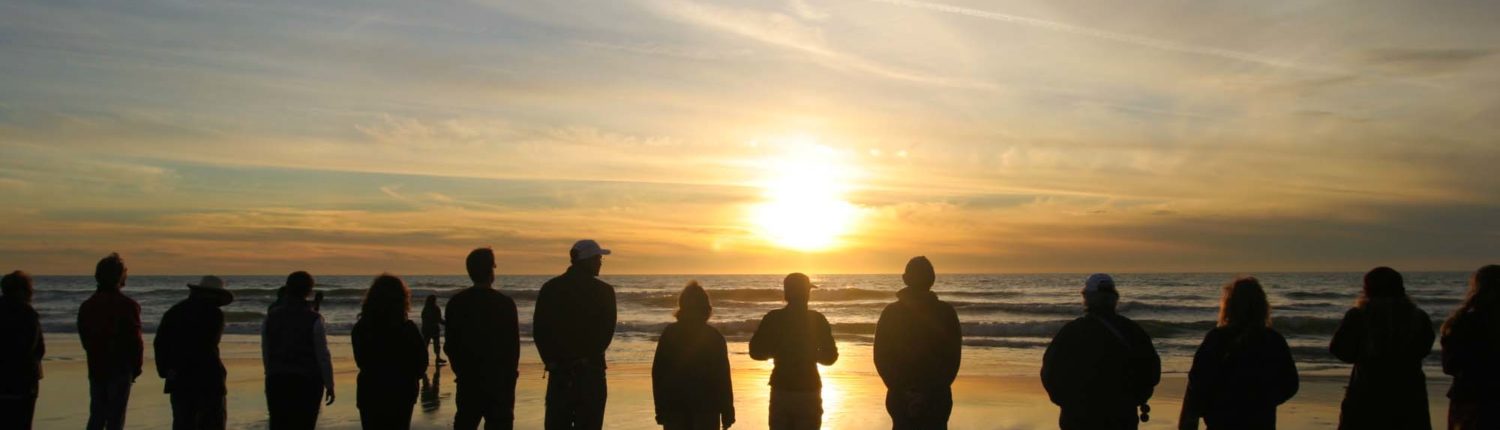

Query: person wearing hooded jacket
[1042,273,1161,430]
[1331,267,1435,430]
[874,256,962,430]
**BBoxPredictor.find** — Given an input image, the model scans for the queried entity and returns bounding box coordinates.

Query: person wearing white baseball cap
[154,275,235,430]
[1041,273,1161,430]
[533,240,617,429]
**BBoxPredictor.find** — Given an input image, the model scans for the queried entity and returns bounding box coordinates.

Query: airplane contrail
[863,0,1339,73]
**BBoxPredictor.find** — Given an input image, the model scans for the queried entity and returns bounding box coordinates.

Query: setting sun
[749,136,863,252]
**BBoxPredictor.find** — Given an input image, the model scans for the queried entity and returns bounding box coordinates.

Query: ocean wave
[1282,291,1352,300]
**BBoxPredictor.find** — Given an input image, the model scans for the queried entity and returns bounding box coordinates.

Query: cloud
[1357,48,1494,76]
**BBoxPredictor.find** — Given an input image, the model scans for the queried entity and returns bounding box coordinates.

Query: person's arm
[34,311,44,379]
[408,322,429,379]
[939,304,963,386]
[1135,324,1162,403]
[1179,331,1216,430]
[1412,309,1436,360]
[443,300,462,375]
[597,283,617,356]
[503,297,520,378]
[153,310,174,379]
[873,305,900,388]
[127,300,144,379]
[651,327,671,425]
[1041,322,1085,408]
[748,312,775,361]
[312,316,335,404]
[815,313,838,366]
[533,286,557,365]
[716,331,735,429]
[1330,308,1363,363]
[1270,330,1300,406]
[1441,315,1470,377]
[261,315,272,374]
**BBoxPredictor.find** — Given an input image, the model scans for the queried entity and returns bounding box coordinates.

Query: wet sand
[33,335,1450,429]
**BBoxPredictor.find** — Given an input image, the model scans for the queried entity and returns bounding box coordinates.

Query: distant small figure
[0,270,44,430]
[1041,273,1161,430]
[874,257,961,430]
[1330,267,1435,430]
[313,291,324,312]
[652,281,735,430]
[155,275,235,430]
[269,285,288,312]
[422,294,446,365]
[78,253,143,430]
[261,271,336,430]
[534,240,617,430]
[1440,265,1500,430]
[353,274,428,430]
[749,273,839,430]
[1178,276,1298,430]
[447,247,521,430]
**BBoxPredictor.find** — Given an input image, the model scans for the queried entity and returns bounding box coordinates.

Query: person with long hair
[1330,267,1435,430]
[1178,277,1299,430]
[352,274,429,430]
[652,281,735,430]
[1440,265,1500,429]
[0,270,44,430]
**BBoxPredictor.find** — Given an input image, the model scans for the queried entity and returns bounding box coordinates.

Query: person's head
[569,240,610,277]
[1358,266,1407,308]
[466,247,496,287]
[94,252,127,291]
[361,273,411,322]
[675,281,713,324]
[285,271,315,301]
[1,270,34,304]
[1444,265,1500,336]
[1082,273,1119,313]
[1218,276,1271,329]
[783,272,814,307]
[902,256,936,291]
[424,294,438,308]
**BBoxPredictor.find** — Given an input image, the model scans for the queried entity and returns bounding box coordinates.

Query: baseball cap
[570,239,612,261]
[784,272,818,289]
[1084,273,1116,293]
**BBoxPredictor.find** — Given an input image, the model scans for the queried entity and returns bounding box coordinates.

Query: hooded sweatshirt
[874,287,962,392]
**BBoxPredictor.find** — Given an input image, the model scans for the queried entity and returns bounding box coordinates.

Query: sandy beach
[28,333,1452,429]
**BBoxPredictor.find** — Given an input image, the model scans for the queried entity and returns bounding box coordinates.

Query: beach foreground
[34,335,1448,429]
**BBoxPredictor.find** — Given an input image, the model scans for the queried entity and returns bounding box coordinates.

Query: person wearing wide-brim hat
[154,276,234,430]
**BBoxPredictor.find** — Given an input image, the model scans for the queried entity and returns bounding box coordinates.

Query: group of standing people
[0,245,1496,430]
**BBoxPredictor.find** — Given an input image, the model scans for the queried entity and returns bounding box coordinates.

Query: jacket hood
[896,286,938,303]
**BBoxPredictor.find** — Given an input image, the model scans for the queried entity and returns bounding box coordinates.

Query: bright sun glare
[749,135,861,252]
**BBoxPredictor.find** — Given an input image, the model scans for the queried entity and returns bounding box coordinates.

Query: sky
[1,0,1497,275]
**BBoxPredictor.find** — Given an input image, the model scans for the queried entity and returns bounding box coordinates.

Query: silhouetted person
[78,253,143,430]
[447,247,521,430]
[353,274,429,430]
[652,281,735,430]
[875,257,961,430]
[535,240,618,430]
[1330,267,1434,430]
[313,291,324,312]
[155,275,235,430]
[1441,265,1500,430]
[1042,273,1161,430]
[1179,277,1298,430]
[262,271,335,430]
[750,273,838,430]
[422,294,446,365]
[0,270,43,430]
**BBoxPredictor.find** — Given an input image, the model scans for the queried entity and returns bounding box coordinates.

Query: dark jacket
[1329,301,1434,430]
[444,286,520,384]
[533,268,616,370]
[1181,327,1299,430]
[0,296,43,398]
[652,322,735,426]
[1042,310,1162,430]
[874,287,961,393]
[749,305,838,392]
[154,296,227,395]
[261,297,334,391]
[1442,310,1500,427]
[352,318,428,409]
[77,289,143,382]
[421,301,443,338]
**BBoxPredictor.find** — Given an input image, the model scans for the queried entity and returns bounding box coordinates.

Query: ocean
[30,272,1469,374]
